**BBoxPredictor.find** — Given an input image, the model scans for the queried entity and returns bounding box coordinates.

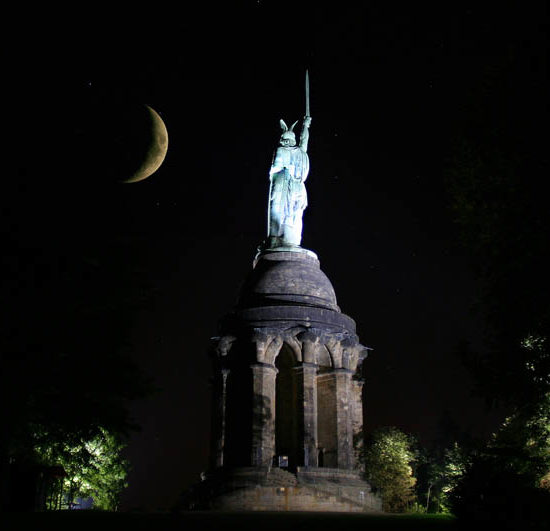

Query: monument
[194,72,382,512]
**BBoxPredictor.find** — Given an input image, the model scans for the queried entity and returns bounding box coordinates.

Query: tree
[361,427,417,512]
[443,103,550,528]
[0,243,153,510]
[34,427,129,510]
[449,404,550,527]
[442,7,550,525]
[416,441,470,513]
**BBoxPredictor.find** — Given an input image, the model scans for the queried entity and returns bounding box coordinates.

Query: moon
[122,105,168,183]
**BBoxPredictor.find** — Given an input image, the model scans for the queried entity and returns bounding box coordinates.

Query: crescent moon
[123,105,168,183]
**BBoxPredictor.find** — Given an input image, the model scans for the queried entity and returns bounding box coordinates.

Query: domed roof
[237,250,340,312]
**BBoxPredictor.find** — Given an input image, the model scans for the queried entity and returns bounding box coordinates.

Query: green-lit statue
[265,71,312,249]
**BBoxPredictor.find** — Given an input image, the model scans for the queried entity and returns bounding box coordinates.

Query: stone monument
[193,72,381,512]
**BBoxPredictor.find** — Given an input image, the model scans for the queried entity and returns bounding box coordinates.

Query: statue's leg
[268,178,285,240]
[270,201,286,243]
[293,211,303,246]
[282,207,303,246]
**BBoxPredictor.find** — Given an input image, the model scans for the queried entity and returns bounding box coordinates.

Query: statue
[267,116,312,247]
[265,71,312,249]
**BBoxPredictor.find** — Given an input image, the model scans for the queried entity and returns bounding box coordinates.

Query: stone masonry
[194,250,382,512]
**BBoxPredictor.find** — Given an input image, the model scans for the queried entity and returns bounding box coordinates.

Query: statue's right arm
[299,117,312,152]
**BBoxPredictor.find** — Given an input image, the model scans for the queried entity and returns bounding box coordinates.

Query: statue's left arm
[269,148,287,180]
[299,116,312,152]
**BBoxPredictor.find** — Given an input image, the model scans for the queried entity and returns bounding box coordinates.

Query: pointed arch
[275,343,300,470]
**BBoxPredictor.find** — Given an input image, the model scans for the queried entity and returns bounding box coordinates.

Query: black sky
[4,1,547,511]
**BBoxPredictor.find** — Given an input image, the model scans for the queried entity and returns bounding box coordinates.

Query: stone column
[294,362,319,467]
[250,362,277,466]
[211,368,230,468]
[351,377,365,470]
[334,368,354,470]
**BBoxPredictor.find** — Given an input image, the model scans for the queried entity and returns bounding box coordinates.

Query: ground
[1,511,457,530]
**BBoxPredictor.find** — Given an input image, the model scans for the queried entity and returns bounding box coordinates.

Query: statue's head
[279,119,298,147]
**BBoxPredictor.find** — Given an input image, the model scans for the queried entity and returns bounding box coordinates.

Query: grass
[1,510,458,530]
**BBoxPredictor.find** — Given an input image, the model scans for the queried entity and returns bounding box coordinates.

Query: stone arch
[316,342,339,468]
[316,343,333,369]
[284,335,303,363]
[274,343,300,469]
[269,338,302,366]
[263,336,284,365]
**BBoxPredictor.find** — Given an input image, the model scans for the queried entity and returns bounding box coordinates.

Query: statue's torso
[271,146,310,182]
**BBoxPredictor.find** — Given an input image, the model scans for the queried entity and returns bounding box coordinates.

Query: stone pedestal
[196,249,380,512]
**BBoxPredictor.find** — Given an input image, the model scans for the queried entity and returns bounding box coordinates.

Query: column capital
[212,335,237,357]
[250,362,278,373]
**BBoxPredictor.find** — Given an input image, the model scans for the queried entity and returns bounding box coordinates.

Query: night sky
[5,2,547,511]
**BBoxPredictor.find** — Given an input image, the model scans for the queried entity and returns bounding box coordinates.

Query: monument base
[183,467,382,513]
[255,241,318,264]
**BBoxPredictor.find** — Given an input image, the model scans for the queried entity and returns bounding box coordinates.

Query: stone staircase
[187,466,382,512]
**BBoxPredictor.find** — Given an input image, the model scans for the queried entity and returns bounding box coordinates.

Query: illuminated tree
[34,427,129,510]
[0,245,152,510]
[361,427,418,512]
[416,441,470,513]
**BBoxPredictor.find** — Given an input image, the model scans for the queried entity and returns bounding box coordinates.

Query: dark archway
[275,344,299,470]
[223,344,254,467]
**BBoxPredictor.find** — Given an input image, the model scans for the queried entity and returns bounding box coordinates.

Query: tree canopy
[442,4,550,525]
[362,426,417,512]
[1,241,153,510]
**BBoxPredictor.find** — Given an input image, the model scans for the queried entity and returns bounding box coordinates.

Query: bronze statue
[265,71,312,249]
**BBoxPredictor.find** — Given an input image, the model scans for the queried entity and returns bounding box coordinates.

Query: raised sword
[305,69,311,118]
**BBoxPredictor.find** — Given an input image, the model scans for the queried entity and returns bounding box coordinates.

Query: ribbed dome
[237,250,340,312]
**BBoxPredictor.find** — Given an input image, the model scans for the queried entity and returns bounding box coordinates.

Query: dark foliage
[0,237,153,509]
[449,455,550,529]
[443,2,550,526]
[443,2,549,408]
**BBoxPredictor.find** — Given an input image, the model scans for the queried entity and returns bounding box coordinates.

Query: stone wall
[317,372,337,467]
